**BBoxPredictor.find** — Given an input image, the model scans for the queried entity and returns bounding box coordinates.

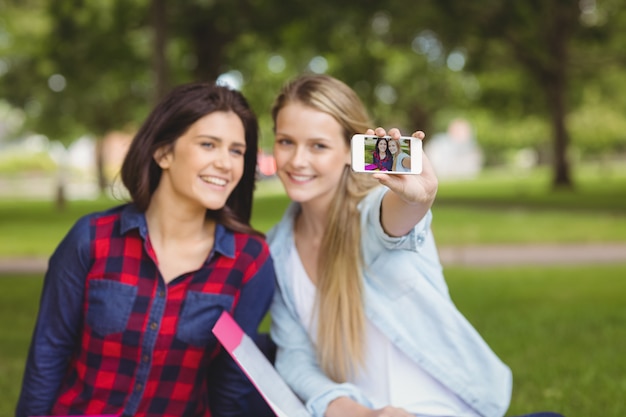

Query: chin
[202,199,229,211]
[283,188,312,204]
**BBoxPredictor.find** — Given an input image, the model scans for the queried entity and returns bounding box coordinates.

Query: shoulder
[267,202,298,249]
[66,204,127,241]
[358,186,386,212]
[51,204,130,266]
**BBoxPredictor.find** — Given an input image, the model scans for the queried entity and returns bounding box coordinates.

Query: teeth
[201,176,227,186]
[290,174,312,182]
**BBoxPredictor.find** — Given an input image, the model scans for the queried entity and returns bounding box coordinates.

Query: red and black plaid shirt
[16,204,275,417]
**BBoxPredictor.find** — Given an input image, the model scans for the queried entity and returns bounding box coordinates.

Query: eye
[230,147,245,156]
[312,143,328,151]
[201,141,215,149]
[276,138,293,146]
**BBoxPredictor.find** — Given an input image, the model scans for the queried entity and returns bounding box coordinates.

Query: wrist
[326,397,370,417]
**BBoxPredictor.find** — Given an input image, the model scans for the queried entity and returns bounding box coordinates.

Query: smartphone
[351,134,422,174]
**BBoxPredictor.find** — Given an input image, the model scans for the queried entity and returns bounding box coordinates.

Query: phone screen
[351,134,422,174]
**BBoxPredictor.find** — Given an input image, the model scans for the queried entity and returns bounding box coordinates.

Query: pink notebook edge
[212,310,245,352]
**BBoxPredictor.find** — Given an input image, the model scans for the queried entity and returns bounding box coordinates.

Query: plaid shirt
[16,204,275,417]
[372,151,392,171]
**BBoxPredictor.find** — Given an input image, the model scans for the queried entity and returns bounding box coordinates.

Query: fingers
[369,127,424,140]
[373,405,414,417]
[412,130,426,140]
[372,127,401,138]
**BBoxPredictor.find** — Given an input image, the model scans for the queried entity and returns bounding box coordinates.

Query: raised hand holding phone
[362,127,439,237]
[351,133,422,174]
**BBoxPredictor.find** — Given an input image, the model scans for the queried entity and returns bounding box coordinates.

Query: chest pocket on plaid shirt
[177,291,234,347]
[86,280,138,336]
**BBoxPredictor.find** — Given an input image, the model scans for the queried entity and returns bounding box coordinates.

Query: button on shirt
[16,204,275,417]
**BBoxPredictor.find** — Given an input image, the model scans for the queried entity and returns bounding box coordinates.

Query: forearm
[326,397,373,417]
[380,186,436,237]
[16,217,91,417]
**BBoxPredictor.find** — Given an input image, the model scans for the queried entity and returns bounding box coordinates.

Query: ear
[153,145,173,169]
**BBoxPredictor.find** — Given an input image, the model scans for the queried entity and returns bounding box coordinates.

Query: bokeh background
[1,1,626,416]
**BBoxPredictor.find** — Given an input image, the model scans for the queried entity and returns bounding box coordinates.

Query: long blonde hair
[389,137,401,171]
[272,74,378,382]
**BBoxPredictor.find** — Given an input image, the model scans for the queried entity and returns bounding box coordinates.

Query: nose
[214,148,233,171]
[290,145,308,168]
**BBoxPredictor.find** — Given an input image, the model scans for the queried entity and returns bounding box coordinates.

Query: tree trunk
[531,1,575,189]
[544,73,572,189]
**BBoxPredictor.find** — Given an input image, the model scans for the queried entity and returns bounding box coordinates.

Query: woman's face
[273,102,350,209]
[377,139,388,153]
[154,111,246,211]
[388,140,398,155]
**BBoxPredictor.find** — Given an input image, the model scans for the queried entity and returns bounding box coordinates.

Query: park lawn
[2,264,626,417]
[444,264,626,417]
[1,166,626,257]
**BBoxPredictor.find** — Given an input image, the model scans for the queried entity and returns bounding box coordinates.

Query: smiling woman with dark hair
[372,136,393,171]
[16,82,276,417]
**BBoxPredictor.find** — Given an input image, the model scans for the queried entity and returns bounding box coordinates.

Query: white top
[394,152,411,172]
[289,244,479,417]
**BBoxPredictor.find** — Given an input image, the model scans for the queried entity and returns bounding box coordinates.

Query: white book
[212,311,312,417]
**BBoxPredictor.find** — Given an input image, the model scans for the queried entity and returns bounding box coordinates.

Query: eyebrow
[196,134,246,148]
[275,132,333,143]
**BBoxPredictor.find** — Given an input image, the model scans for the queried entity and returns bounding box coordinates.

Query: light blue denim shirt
[268,186,512,417]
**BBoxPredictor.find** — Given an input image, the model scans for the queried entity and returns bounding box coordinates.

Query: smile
[200,176,228,186]
[288,173,314,182]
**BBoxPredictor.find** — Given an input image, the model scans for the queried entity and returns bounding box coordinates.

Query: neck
[145,189,213,245]
[296,201,329,242]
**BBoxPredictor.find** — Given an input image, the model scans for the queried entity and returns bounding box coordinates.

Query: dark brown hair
[121,82,260,235]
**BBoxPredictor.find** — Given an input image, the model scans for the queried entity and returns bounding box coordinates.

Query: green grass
[2,167,624,258]
[1,167,625,416]
[0,276,43,416]
[445,264,626,417]
[3,265,625,416]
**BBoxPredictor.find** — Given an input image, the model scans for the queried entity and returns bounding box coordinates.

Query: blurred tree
[0,0,152,206]
[2,0,625,202]
[413,0,625,189]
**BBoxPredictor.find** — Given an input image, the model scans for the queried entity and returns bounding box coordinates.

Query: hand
[365,127,439,237]
[365,405,415,417]
[367,127,438,207]
[326,397,414,417]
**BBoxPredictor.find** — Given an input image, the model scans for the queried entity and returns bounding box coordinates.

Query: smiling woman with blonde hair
[266,73,522,417]
[388,137,412,172]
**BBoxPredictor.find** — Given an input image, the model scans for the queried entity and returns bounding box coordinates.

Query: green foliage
[0,151,56,174]
[1,0,626,188]
[0,0,152,143]
[568,68,626,154]
[439,110,551,165]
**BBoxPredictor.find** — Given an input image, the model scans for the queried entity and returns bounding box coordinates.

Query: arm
[401,154,411,169]
[326,398,414,417]
[369,128,438,237]
[208,250,276,417]
[270,277,369,417]
[15,217,91,417]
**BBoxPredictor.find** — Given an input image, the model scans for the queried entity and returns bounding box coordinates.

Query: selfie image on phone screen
[351,134,422,174]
